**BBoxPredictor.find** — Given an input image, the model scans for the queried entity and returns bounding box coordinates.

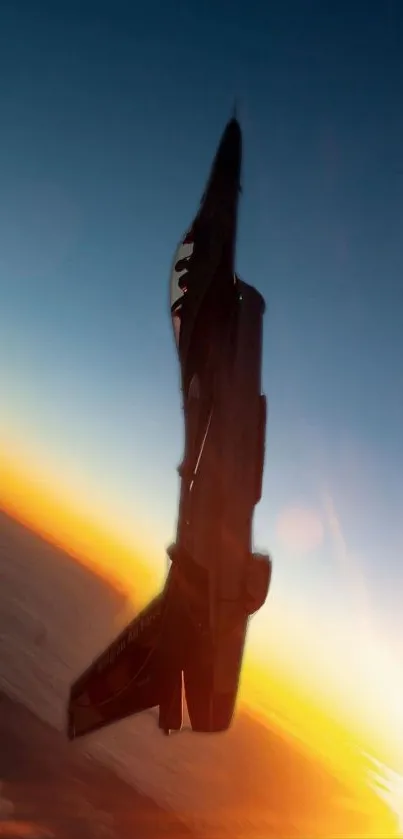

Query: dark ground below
[0,692,195,839]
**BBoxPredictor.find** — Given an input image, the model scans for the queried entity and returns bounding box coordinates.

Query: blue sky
[1,0,403,749]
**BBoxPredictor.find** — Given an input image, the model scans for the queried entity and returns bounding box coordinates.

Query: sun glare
[0,451,401,835]
[276,505,324,555]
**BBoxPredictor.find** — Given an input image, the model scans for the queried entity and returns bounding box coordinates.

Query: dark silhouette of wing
[67,595,163,739]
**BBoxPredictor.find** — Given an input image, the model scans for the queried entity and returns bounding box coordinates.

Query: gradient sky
[1,0,403,769]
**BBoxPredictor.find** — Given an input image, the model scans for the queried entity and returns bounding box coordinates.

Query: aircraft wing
[67,594,164,739]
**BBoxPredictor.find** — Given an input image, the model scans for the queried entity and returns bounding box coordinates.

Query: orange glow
[0,453,391,763]
[0,451,401,836]
[0,823,53,838]
[241,657,369,784]
[0,451,158,604]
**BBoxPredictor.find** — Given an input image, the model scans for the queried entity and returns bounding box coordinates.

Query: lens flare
[276,505,324,555]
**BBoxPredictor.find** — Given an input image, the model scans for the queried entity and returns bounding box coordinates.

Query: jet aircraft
[67,115,271,739]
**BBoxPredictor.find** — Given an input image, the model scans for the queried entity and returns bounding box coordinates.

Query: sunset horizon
[1,3,402,835]
[1,447,401,807]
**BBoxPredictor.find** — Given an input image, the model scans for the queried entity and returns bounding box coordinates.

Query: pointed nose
[214,117,242,182]
[199,117,242,215]
[225,116,242,142]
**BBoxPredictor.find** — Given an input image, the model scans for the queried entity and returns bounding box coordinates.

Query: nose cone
[169,115,243,368]
[200,117,242,212]
[214,117,242,180]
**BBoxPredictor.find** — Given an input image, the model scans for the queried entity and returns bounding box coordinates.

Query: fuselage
[67,115,270,741]
[170,117,242,395]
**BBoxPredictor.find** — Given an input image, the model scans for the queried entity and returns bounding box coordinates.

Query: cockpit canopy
[170,227,195,348]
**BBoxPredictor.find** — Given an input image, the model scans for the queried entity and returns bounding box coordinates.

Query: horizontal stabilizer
[67,595,164,739]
